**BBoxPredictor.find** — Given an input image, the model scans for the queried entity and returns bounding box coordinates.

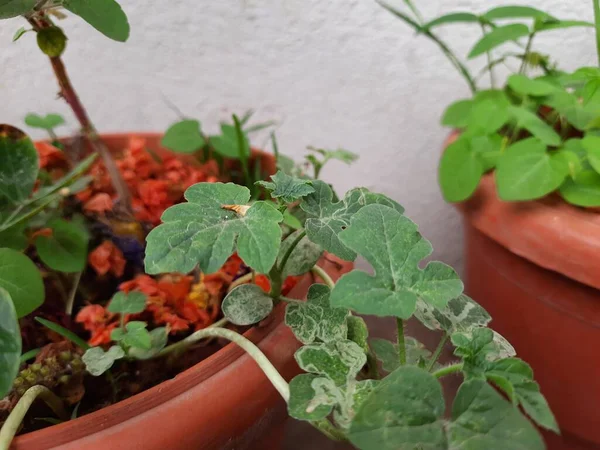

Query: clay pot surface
[12,134,353,450]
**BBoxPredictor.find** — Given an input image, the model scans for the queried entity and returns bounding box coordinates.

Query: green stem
[396,318,406,365]
[279,230,306,274]
[519,33,535,74]
[0,386,68,450]
[19,348,41,363]
[402,0,424,24]
[310,418,347,442]
[228,272,254,293]
[269,230,307,299]
[433,363,463,379]
[65,271,82,316]
[278,296,304,305]
[311,265,335,289]
[426,334,448,372]
[377,0,477,93]
[157,327,290,401]
[595,0,600,66]
[480,23,496,88]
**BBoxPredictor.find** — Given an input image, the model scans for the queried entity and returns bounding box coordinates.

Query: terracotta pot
[448,133,600,450]
[12,134,353,450]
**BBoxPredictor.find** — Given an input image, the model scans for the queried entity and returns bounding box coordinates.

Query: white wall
[0,0,595,268]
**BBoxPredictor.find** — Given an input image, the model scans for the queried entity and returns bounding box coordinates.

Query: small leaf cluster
[145,166,558,449]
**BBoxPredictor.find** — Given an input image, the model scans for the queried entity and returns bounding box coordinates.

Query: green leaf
[471,134,503,171]
[127,327,168,360]
[414,294,491,334]
[449,379,544,449]
[285,284,348,344]
[295,339,366,385]
[35,317,90,350]
[0,0,36,19]
[63,0,130,42]
[30,153,97,202]
[107,291,147,315]
[536,19,594,32]
[467,99,510,134]
[308,147,359,166]
[288,373,336,421]
[496,138,568,201]
[12,26,29,42]
[333,379,379,431]
[111,321,152,350]
[145,183,283,275]
[0,226,27,251]
[559,170,600,206]
[221,284,273,325]
[508,106,562,146]
[210,124,250,159]
[348,366,446,450]
[370,337,431,373]
[256,171,315,203]
[35,219,89,273]
[0,248,44,318]
[441,99,473,128]
[424,13,480,29]
[452,327,495,377]
[300,181,404,261]
[161,119,205,154]
[468,24,530,59]
[507,74,559,96]
[330,204,463,318]
[439,137,484,202]
[0,288,21,398]
[278,230,322,278]
[82,345,125,376]
[24,113,66,131]
[346,315,368,352]
[582,135,600,173]
[515,380,559,432]
[483,6,551,21]
[545,91,596,131]
[0,125,39,204]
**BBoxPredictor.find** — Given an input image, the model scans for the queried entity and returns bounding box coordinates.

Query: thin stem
[311,265,335,289]
[377,0,477,93]
[433,363,463,379]
[426,334,448,372]
[0,386,68,450]
[310,418,347,442]
[158,327,290,401]
[595,0,600,66]
[403,0,424,25]
[27,17,133,218]
[519,33,535,74]
[396,318,406,365]
[278,296,303,305]
[228,272,254,293]
[157,317,229,357]
[64,271,82,315]
[480,23,496,88]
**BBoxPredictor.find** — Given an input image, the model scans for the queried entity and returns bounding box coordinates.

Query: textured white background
[0,0,595,268]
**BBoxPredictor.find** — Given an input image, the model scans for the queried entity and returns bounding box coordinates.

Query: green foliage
[222,284,273,325]
[37,26,67,57]
[0,248,44,318]
[35,219,89,273]
[295,340,366,386]
[107,291,147,315]
[370,337,431,372]
[0,126,39,205]
[34,317,90,350]
[300,181,404,261]
[82,345,125,376]
[62,0,130,42]
[305,147,358,179]
[210,123,250,159]
[278,230,322,278]
[0,288,21,398]
[483,5,551,21]
[24,113,65,131]
[127,327,168,360]
[144,183,283,275]
[330,204,463,318]
[256,170,315,204]
[0,0,36,19]
[423,13,479,30]
[438,137,484,202]
[468,24,530,59]
[414,294,491,334]
[111,321,152,350]
[507,74,559,96]
[161,119,206,154]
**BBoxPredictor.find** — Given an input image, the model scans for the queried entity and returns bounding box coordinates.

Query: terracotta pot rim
[445,132,600,291]
[14,132,288,446]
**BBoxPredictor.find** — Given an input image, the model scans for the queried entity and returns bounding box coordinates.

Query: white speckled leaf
[278,230,323,278]
[222,284,273,325]
[295,339,366,386]
[370,337,432,373]
[300,181,404,261]
[414,294,491,333]
[330,205,463,318]
[285,284,348,344]
[288,373,339,421]
[145,183,283,275]
[256,170,315,203]
[82,345,125,376]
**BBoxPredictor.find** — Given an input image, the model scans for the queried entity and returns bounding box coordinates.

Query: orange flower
[83,193,113,214]
[76,304,118,346]
[89,241,126,277]
[36,141,67,169]
[32,227,53,239]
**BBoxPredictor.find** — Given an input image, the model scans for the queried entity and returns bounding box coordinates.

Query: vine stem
[27,17,133,218]
[595,0,600,66]
[0,386,68,450]
[519,33,535,74]
[377,0,477,93]
[426,334,448,372]
[480,23,496,88]
[158,327,290,401]
[311,419,347,441]
[396,318,406,365]
[433,363,463,379]
[269,230,307,298]
[228,272,254,292]
[311,265,335,289]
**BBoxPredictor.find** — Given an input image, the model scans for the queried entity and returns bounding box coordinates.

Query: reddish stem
[28,16,133,217]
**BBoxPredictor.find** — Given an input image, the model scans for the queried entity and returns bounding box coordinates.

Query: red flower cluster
[76,137,220,224]
[88,241,126,277]
[36,141,67,170]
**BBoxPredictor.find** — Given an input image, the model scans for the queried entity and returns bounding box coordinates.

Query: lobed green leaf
[256,170,315,203]
[82,345,125,376]
[107,291,147,315]
[295,339,366,385]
